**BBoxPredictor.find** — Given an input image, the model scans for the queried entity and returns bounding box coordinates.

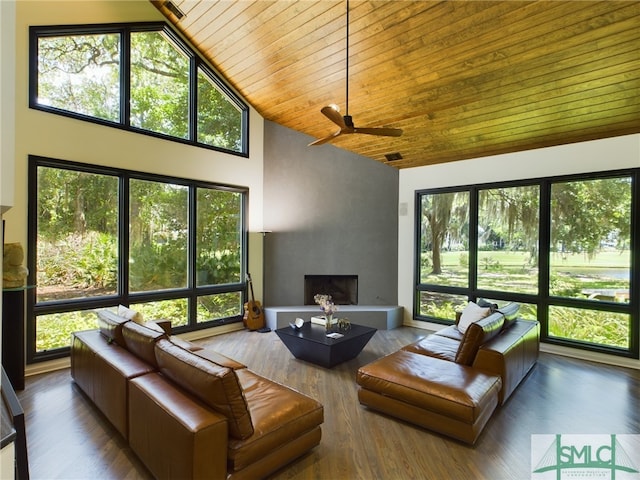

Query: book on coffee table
[311,315,338,326]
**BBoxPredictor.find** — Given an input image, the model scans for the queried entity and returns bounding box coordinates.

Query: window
[35,32,121,122]
[196,188,242,286]
[30,23,248,156]
[197,67,244,151]
[129,30,190,139]
[419,191,470,288]
[548,177,632,349]
[417,190,469,320]
[129,179,189,292]
[477,185,539,295]
[415,172,639,358]
[549,177,631,302]
[28,156,248,363]
[35,167,119,303]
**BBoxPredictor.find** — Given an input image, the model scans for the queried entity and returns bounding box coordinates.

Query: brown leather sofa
[356,303,539,444]
[71,310,323,479]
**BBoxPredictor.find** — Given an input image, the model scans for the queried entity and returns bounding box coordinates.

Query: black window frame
[29,22,249,157]
[27,155,249,363]
[414,169,640,359]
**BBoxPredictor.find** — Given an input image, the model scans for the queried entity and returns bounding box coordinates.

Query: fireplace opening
[304,275,358,305]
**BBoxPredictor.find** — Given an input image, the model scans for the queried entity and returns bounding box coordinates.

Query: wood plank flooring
[17,326,640,479]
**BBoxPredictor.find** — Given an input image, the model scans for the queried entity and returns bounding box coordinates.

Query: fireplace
[304,275,358,305]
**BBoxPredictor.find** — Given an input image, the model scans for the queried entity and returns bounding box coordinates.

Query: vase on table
[325,314,333,332]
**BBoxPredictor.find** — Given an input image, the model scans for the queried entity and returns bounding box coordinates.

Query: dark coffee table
[275,322,376,368]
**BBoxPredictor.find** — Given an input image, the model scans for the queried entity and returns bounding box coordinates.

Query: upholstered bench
[357,350,502,444]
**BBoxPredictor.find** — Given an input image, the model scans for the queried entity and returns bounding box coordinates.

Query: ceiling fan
[308,0,403,147]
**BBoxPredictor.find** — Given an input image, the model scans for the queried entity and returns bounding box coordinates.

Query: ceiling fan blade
[320,106,347,128]
[353,127,403,137]
[308,129,343,146]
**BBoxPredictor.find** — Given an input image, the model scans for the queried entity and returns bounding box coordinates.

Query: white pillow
[457,301,490,334]
[117,304,144,324]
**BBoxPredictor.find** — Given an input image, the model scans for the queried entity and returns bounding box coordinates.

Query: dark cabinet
[2,289,25,390]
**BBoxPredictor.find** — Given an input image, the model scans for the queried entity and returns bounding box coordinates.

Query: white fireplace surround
[264,305,403,331]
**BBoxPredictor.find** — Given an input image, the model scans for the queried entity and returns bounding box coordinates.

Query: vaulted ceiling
[152,1,640,169]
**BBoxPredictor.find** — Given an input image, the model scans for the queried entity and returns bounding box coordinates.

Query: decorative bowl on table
[289,318,304,330]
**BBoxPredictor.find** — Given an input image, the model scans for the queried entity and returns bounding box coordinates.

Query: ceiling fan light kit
[309,0,402,147]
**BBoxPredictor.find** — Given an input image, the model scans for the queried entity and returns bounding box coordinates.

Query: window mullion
[630,172,640,357]
[190,58,198,143]
[538,180,551,342]
[468,187,478,299]
[120,175,130,302]
[121,28,131,127]
[188,186,197,326]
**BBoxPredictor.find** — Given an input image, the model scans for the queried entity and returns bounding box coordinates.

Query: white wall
[1,0,16,212]
[398,134,640,368]
[1,0,265,371]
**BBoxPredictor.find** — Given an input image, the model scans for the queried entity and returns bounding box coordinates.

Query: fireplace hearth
[304,275,358,305]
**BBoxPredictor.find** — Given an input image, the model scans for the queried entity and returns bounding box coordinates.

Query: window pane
[549,306,629,349]
[477,185,539,294]
[36,310,98,352]
[129,179,188,292]
[418,291,468,321]
[420,191,469,287]
[196,188,242,286]
[131,299,188,327]
[37,33,120,121]
[197,67,243,152]
[130,31,189,138]
[36,167,119,302]
[550,177,631,302]
[197,293,242,323]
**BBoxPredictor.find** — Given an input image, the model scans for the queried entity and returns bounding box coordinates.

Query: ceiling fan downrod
[307,0,403,146]
[345,0,349,118]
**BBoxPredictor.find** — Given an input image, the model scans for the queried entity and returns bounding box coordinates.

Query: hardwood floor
[17,326,640,479]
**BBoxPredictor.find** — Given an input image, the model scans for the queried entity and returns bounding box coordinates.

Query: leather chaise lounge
[356,302,539,444]
[71,309,323,479]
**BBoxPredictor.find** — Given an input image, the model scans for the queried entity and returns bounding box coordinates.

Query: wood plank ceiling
[152,1,640,169]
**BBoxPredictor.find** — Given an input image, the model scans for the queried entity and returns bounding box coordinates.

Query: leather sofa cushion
[155,339,254,440]
[498,302,520,330]
[432,325,463,341]
[169,335,204,352]
[192,348,247,370]
[402,334,459,362]
[455,311,505,365]
[228,369,324,471]
[96,309,130,346]
[122,321,167,368]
